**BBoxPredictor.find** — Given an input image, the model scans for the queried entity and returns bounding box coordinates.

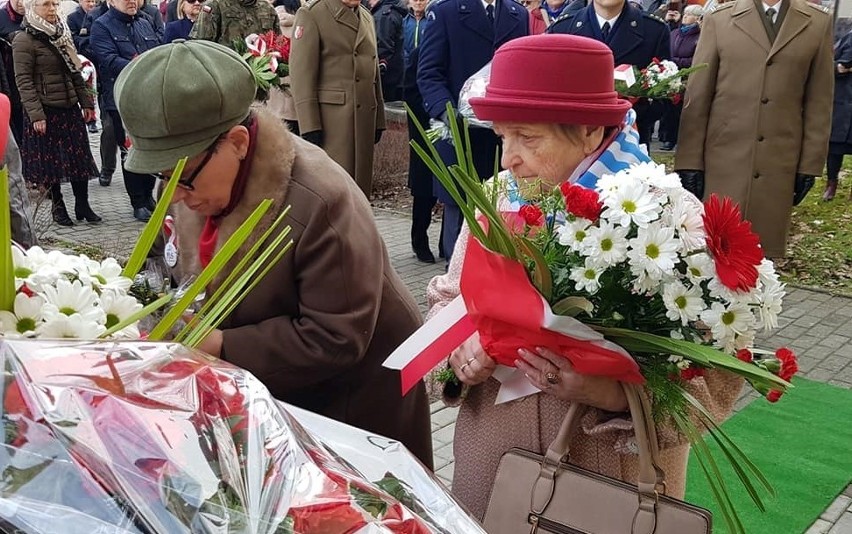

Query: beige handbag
[482,383,711,534]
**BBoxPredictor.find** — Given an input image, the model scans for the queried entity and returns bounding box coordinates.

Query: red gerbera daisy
[702,194,763,292]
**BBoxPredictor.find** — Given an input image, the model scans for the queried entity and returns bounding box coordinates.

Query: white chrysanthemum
[0,293,45,337]
[627,223,680,278]
[752,280,785,331]
[570,260,605,294]
[37,314,106,339]
[41,279,106,324]
[757,259,781,289]
[80,257,133,293]
[662,281,705,326]
[707,277,750,304]
[630,266,663,295]
[11,246,59,291]
[669,193,706,251]
[700,302,755,350]
[631,162,680,191]
[100,292,142,338]
[595,172,623,198]
[602,179,661,228]
[556,218,593,252]
[583,221,629,267]
[684,253,715,283]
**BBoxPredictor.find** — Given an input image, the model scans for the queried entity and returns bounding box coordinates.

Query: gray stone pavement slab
[32,128,852,532]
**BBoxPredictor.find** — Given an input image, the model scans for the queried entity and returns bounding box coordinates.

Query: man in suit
[290,0,385,198]
[675,0,833,258]
[548,0,670,146]
[417,0,528,262]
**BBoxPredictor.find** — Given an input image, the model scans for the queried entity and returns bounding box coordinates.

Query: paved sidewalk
[39,130,852,532]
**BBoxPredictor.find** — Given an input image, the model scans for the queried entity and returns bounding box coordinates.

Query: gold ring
[466,357,476,365]
[545,371,561,385]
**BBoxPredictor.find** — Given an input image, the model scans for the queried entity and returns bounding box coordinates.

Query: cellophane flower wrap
[615,58,705,104]
[425,63,492,145]
[404,107,796,534]
[0,340,473,533]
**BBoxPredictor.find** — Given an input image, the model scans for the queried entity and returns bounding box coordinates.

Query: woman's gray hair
[683,4,704,17]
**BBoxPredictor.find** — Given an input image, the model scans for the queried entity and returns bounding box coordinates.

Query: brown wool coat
[173,110,432,468]
[13,29,92,123]
[289,0,386,198]
[675,0,833,258]
[427,225,744,520]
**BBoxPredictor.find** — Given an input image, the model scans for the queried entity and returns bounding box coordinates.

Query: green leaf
[122,159,186,279]
[517,236,552,299]
[0,167,14,312]
[551,296,594,317]
[147,199,273,340]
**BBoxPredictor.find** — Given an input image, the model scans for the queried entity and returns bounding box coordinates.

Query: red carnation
[775,347,799,382]
[702,194,763,292]
[766,390,783,403]
[736,349,753,363]
[680,367,705,381]
[518,204,544,227]
[560,182,603,222]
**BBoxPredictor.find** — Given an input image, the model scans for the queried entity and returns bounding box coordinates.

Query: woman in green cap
[114,39,433,468]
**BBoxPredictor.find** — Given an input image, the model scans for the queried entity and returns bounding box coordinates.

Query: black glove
[793,174,815,206]
[375,129,383,144]
[302,130,323,147]
[678,170,705,199]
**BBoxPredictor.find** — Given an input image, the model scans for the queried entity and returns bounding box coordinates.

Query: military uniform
[290,0,386,198]
[548,1,670,146]
[189,0,280,47]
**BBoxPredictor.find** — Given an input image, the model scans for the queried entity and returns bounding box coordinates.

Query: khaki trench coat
[290,0,386,198]
[173,110,432,468]
[675,0,833,257]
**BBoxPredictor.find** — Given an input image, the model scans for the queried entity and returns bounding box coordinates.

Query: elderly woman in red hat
[426,34,742,520]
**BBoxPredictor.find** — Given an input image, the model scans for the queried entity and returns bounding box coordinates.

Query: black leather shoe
[145,197,157,212]
[99,171,112,186]
[133,207,152,222]
[659,142,676,151]
[52,206,73,227]
[414,247,436,264]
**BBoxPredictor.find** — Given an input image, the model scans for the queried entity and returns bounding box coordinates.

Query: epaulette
[707,2,734,14]
[807,2,830,14]
[304,0,322,9]
[550,10,575,26]
[641,11,667,24]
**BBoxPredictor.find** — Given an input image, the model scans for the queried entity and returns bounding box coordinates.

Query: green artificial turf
[685,378,852,533]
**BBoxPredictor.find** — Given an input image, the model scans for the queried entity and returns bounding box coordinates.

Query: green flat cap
[115,39,257,174]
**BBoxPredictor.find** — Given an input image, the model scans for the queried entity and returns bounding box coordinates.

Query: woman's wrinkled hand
[516,347,627,412]
[449,332,497,386]
[32,120,46,135]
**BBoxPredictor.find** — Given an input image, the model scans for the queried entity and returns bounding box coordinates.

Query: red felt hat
[470,35,631,127]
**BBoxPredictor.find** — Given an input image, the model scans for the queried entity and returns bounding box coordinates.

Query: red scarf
[198,117,259,268]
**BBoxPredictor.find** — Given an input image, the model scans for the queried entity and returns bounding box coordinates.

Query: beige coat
[267,9,298,123]
[427,224,743,520]
[675,0,834,258]
[173,110,432,468]
[290,0,386,198]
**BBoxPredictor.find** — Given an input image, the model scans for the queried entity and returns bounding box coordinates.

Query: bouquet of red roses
[0,340,465,533]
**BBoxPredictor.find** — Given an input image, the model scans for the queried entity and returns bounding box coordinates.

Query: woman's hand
[449,332,497,386]
[516,347,627,412]
[32,120,46,135]
[196,328,223,358]
[82,108,95,123]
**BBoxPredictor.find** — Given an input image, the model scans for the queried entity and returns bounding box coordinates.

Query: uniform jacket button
[761,97,769,104]
[753,172,760,179]
[758,135,765,141]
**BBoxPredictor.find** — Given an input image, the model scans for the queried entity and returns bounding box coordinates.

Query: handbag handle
[530,383,667,534]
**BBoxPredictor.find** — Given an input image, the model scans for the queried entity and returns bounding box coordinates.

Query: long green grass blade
[0,167,14,312]
[123,159,186,279]
[99,293,172,339]
[675,412,746,534]
[175,207,292,343]
[185,238,293,348]
[183,228,292,347]
[595,327,789,390]
[682,390,775,497]
[147,199,273,340]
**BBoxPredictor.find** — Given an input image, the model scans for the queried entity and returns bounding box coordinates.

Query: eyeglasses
[156,139,219,191]
[185,0,204,4]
